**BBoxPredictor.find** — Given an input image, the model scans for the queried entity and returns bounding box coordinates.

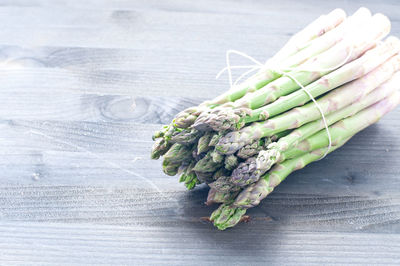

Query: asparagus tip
[210,204,247,230]
[255,144,281,175]
[215,131,244,155]
[151,138,170,160]
[193,108,249,132]
[231,157,260,187]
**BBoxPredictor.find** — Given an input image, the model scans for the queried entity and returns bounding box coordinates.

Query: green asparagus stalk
[211,142,345,230]
[216,36,400,155]
[216,84,400,191]
[270,8,347,61]
[256,89,400,172]
[273,8,368,70]
[257,71,400,173]
[235,84,400,186]
[258,53,400,134]
[288,90,399,155]
[173,9,349,129]
[193,13,389,131]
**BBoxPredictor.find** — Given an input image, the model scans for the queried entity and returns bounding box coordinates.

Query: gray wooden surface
[2,0,400,265]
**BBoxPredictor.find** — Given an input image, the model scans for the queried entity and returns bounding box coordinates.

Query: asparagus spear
[257,71,400,173]
[150,138,171,159]
[150,124,176,158]
[235,80,400,185]
[255,90,400,195]
[270,8,347,61]
[212,86,400,230]
[194,14,391,131]
[231,157,259,187]
[162,160,181,176]
[163,143,193,164]
[169,128,202,145]
[162,143,193,175]
[211,142,345,230]
[274,8,368,70]
[216,36,400,154]
[214,86,400,195]
[173,9,349,129]
[193,150,222,174]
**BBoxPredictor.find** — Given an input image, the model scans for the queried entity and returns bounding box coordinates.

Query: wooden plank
[1,116,400,233]
[3,0,400,15]
[0,92,201,122]
[1,0,400,264]
[1,184,400,233]
[1,222,400,265]
[0,7,296,49]
[0,68,218,98]
[0,1,398,50]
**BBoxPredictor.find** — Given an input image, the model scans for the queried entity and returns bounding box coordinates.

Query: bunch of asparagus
[150,8,400,230]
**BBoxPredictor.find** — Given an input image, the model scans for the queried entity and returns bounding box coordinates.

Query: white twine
[216,46,354,159]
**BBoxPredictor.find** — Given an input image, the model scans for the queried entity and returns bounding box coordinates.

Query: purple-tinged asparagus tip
[231,157,261,187]
[193,108,250,132]
[215,131,245,155]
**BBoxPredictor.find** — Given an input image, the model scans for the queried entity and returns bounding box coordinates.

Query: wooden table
[1,0,400,264]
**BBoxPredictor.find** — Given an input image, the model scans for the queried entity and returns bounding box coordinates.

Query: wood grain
[0,116,400,233]
[1,0,400,264]
[1,222,400,265]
